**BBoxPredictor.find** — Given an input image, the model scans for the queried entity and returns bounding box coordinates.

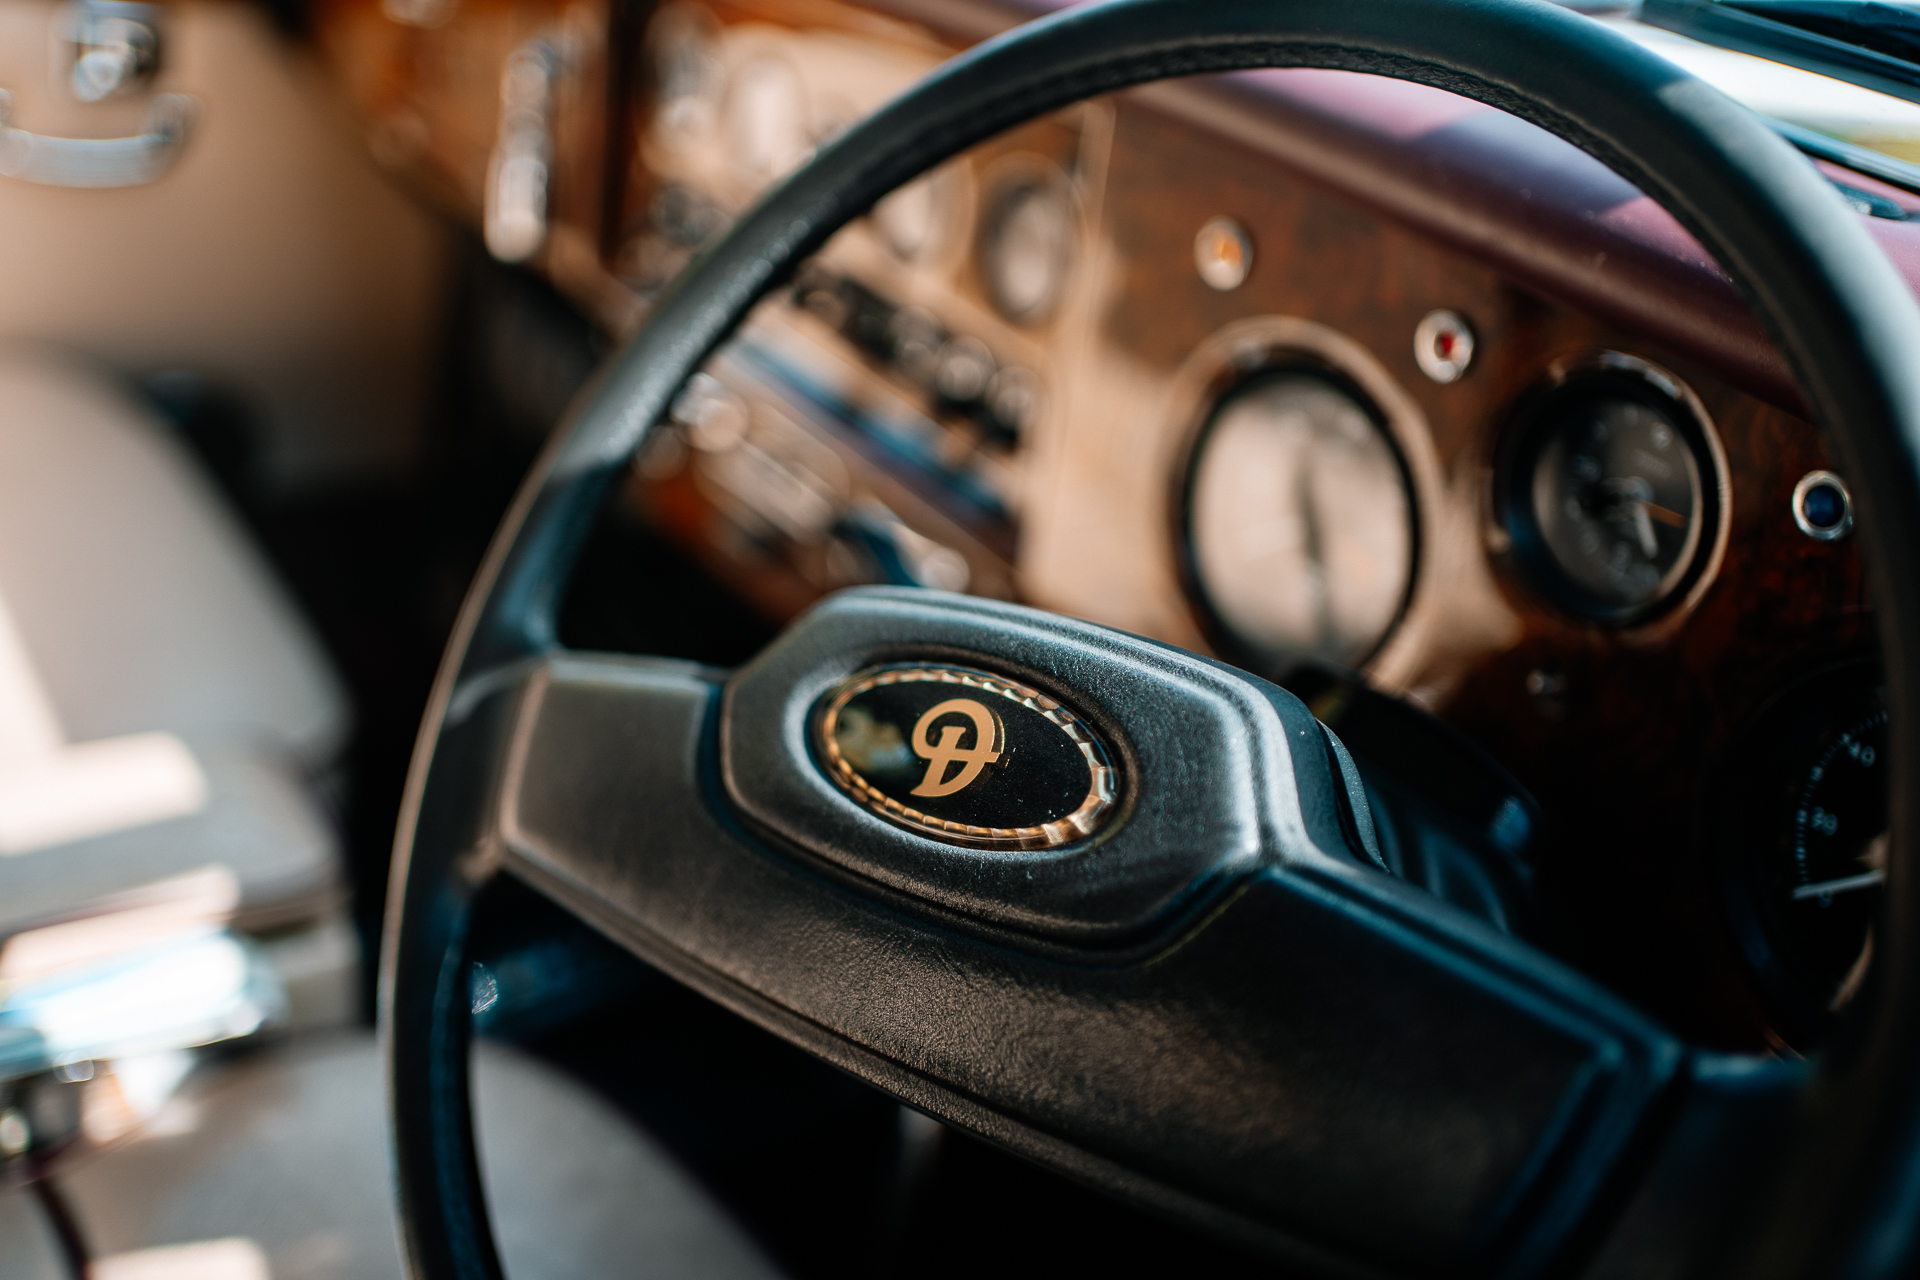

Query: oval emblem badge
[812,665,1119,850]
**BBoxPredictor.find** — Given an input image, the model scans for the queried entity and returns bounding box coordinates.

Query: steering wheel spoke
[463,596,1679,1276]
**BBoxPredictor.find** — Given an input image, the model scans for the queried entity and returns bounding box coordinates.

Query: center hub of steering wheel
[721,588,1382,939]
[812,663,1119,851]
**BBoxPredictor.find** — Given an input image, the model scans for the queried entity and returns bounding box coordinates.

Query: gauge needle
[1601,479,1677,557]
[1637,499,1687,529]
[1624,497,1686,558]
[1792,869,1886,900]
[1295,465,1336,653]
[1629,503,1657,558]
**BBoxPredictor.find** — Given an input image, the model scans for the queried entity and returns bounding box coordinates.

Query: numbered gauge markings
[811,665,1117,850]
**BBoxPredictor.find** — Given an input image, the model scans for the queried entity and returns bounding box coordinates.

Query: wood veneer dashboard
[312,0,1912,1049]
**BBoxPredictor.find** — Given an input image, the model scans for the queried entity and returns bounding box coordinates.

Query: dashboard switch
[1793,469,1854,541]
[66,0,161,103]
[1194,216,1253,291]
[1413,309,1476,383]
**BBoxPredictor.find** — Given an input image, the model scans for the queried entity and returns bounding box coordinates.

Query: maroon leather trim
[871,0,1920,414]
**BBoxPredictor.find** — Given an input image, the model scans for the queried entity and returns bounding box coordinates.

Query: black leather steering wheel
[381,0,1920,1275]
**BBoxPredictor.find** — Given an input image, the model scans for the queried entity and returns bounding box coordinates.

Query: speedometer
[1182,369,1415,673]
[1717,663,1888,1046]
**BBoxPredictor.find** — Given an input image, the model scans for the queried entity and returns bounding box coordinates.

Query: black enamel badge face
[812,665,1118,850]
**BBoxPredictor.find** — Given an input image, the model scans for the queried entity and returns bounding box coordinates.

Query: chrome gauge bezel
[1496,353,1729,628]
[975,156,1078,327]
[1175,354,1421,679]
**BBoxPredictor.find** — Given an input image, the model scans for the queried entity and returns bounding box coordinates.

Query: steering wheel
[381,0,1920,1274]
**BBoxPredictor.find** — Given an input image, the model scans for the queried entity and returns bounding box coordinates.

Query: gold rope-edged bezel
[814,665,1117,851]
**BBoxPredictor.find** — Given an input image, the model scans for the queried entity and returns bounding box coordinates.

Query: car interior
[4,0,1920,1275]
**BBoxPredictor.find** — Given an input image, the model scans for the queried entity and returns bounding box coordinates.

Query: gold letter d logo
[909,699,1003,798]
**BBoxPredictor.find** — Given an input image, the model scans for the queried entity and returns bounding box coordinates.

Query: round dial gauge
[873,175,940,260]
[723,57,809,184]
[1184,371,1416,673]
[978,175,1074,325]
[1718,665,1888,1045]
[1504,366,1722,622]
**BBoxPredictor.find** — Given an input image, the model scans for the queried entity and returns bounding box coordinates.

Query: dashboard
[311,0,1913,1053]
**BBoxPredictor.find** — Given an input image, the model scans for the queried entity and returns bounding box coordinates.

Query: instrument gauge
[1718,664,1889,1045]
[1502,361,1724,623]
[1182,369,1416,673]
[723,57,809,184]
[978,171,1074,325]
[873,174,939,260]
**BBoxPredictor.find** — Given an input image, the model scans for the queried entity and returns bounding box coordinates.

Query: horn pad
[720,587,1369,943]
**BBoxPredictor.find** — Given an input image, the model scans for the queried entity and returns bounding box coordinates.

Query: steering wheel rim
[382,1,1920,1276]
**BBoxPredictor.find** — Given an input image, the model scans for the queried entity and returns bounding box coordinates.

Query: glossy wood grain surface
[1080,102,1874,1045]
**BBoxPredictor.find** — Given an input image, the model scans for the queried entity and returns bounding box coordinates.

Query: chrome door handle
[0,90,193,188]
